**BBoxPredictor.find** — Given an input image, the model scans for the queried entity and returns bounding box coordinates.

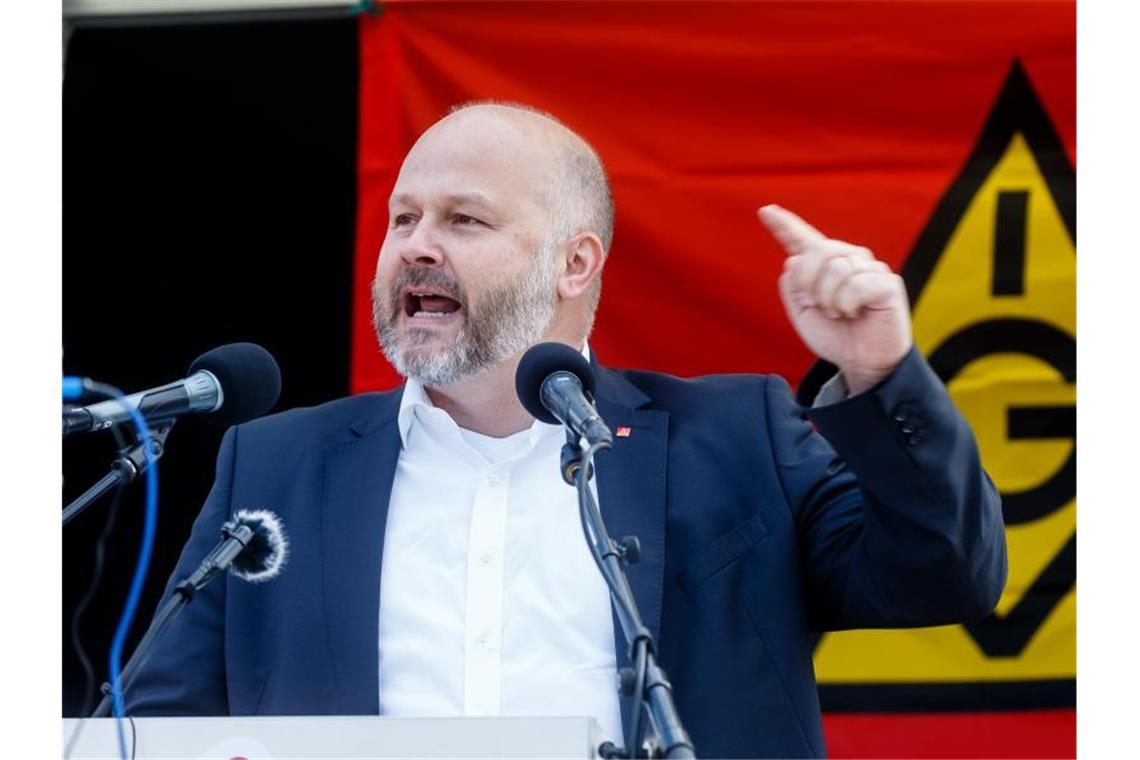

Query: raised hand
[758,204,912,395]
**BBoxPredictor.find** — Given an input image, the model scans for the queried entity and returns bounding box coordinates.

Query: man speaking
[126,103,1007,758]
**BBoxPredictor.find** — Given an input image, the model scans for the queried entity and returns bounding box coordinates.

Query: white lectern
[63,715,606,759]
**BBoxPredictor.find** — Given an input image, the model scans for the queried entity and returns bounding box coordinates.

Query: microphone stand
[90,519,255,717]
[562,434,696,760]
[62,421,174,526]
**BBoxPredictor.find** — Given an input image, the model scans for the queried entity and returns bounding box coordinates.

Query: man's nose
[401,222,445,267]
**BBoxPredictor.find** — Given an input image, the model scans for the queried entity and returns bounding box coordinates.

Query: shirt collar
[397,342,591,449]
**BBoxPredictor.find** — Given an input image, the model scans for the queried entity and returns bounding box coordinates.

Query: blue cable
[63,376,85,401]
[102,396,158,760]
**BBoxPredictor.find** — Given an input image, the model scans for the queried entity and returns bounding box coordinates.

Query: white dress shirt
[376,361,623,742]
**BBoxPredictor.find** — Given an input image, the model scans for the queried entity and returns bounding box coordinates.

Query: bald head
[441,103,614,254]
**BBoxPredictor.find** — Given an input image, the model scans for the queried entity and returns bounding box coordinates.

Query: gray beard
[372,243,558,388]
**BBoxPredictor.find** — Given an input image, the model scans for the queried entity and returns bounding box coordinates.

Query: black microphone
[63,342,281,437]
[90,509,289,718]
[516,342,613,446]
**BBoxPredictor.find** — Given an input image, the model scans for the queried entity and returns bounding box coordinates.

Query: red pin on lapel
[615,426,632,438]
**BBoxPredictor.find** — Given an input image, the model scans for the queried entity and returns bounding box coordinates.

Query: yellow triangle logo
[813,62,1075,706]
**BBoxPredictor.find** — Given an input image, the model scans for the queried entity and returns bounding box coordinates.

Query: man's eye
[453,214,483,226]
[392,213,417,227]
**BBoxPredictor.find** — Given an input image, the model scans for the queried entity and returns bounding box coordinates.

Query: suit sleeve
[123,425,237,716]
[764,346,1008,630]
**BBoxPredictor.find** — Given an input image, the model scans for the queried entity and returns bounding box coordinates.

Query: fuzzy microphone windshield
[229,508,289,583]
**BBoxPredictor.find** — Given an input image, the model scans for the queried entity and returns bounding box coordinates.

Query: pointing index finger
[758,204,826,255]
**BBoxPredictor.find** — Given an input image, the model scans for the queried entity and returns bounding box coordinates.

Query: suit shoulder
[612,366,796,416]
[232,389,402,448]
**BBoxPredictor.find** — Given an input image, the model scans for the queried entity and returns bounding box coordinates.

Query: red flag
[353,3,1076,757]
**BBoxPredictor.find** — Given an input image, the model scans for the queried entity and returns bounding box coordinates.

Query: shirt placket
[462,460,510,715]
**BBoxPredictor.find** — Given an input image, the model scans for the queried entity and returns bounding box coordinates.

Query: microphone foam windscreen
[230,509,289,583]
[515,342,596,424]
[189,342,282,427]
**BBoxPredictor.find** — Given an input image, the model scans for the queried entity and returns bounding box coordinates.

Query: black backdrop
[62,18,359,716]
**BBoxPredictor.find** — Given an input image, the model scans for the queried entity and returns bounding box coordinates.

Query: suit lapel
[592,365,669,739]
[320,393,402,714]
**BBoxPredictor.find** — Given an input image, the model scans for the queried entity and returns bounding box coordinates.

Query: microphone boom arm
[566,440,696,760]
[89,518,255,718]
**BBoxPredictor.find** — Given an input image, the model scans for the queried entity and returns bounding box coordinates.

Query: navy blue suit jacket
[126,347,1006,758]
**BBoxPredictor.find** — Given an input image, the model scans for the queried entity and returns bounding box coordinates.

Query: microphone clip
[111,421,174,482]
[61,420,175,527]
[560,434,595,486]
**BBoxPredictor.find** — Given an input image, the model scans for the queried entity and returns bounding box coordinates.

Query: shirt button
[480,552,493,565]
[477,633,490,645]
[488,471,500,486]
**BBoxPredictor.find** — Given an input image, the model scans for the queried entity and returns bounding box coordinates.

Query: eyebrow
[389,192,496,208]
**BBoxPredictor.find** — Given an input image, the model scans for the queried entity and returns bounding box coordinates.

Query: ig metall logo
[813,61,1075,711]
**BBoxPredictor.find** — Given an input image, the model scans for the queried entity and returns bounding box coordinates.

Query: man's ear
[557,232,606,301]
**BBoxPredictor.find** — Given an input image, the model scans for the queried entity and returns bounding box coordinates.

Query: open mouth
[403,290,463,319]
